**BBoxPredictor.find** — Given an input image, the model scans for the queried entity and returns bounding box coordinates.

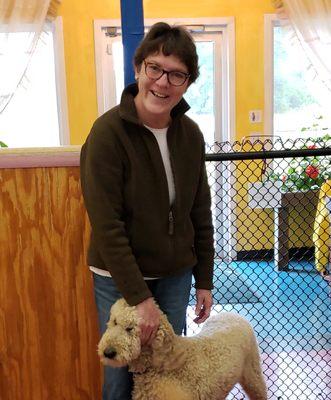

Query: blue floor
[187,260,331,399]
[223,261,331,353]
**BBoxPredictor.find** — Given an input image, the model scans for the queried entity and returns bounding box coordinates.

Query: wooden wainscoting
[0,166,101,400]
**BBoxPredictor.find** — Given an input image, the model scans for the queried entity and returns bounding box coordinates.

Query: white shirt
[145,125,175,205]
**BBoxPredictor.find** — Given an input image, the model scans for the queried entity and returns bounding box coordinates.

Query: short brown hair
[134,22,199,84]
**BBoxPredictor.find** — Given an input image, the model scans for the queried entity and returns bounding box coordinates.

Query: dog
[98,298,267,400]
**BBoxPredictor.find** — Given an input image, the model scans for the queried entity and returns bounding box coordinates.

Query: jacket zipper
[168,210,174,235]
[144,127,175,238]
[167,125,176,237]
[146,123,176,238]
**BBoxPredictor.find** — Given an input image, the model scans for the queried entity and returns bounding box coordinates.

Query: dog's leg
[240,377,267,400]
[133,375,193,400]
[154,381,193,400]
[239,341,267,400]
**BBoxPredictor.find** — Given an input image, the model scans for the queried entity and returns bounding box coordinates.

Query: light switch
[249,110,262,123]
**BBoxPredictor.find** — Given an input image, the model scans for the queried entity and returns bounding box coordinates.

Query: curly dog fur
[98,299,267,400]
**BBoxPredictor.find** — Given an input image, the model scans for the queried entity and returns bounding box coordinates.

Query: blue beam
[120,0,144,86]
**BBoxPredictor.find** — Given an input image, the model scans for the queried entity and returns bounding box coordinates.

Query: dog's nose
[104,348,117,359]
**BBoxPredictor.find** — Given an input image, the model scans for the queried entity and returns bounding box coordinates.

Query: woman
[80,22,215,400]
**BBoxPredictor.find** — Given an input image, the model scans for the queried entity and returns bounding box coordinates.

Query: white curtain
[0,0,57,113]
[274,0,331,91]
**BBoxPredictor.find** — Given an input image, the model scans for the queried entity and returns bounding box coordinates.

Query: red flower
[305,165,319,179]
[308,144,317,149]
[282,175,287,182]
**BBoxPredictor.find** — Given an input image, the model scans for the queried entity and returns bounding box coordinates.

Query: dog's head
[98,298,186,373]
[97,298,141,367]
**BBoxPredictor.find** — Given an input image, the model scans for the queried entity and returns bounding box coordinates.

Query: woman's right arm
[80,121,152,306]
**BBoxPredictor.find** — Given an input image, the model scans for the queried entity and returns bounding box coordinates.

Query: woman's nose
[155,72,169,87]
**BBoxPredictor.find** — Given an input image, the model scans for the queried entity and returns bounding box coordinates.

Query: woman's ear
[134,64,141,80]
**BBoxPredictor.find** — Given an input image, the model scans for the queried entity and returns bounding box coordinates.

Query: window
[264,15,331,139]
[0,18,69,148]
[185,34,220,146]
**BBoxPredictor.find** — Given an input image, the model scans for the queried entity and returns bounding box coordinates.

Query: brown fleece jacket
[80,84,214,305]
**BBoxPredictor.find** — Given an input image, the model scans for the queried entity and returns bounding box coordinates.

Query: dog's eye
[126,327,133,332]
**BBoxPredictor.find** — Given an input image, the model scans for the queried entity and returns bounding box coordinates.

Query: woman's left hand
[194,289,213,324]
[322,273,331,282]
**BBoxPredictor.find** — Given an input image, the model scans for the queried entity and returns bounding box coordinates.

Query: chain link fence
[187,138,331,400]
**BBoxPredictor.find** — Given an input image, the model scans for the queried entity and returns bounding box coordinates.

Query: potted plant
[267,137,331,192]
[266,116,331,192]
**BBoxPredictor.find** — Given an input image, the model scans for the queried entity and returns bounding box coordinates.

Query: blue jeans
[93,269,193,400]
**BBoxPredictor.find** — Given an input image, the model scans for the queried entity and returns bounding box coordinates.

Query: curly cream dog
[98,298,267,400]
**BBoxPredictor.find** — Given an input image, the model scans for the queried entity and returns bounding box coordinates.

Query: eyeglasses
[143,61,190,86]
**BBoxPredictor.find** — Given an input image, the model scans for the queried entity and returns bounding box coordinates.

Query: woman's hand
[321,270,331,282]
[194,289,213,324]
[136,297,161,346]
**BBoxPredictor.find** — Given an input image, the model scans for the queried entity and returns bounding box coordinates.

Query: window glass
[273,26,331,140]
[112,40,124,105]
[0,30,60,148]
[185,41,215,145]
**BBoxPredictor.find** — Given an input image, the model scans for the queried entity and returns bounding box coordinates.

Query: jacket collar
[118,83,190,125]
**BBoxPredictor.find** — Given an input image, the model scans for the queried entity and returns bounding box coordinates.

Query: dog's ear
[151,313,175,353]
[151,314,187,371]
[129,344,157,373]
[128,350,150,373]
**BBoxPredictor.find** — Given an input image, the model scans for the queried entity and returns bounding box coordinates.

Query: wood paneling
[0,167,101,400]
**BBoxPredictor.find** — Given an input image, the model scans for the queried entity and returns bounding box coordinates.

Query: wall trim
[237,247,315,262]
[0,146,80,169]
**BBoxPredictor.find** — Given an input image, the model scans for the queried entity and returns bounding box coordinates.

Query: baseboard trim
[237,247,314,261]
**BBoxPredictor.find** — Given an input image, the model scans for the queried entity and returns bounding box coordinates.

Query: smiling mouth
[151,90,168,99]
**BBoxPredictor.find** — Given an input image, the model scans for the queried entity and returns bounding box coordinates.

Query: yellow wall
[58,0,275,144]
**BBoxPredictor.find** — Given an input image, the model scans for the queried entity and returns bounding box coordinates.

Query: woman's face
[134,52,189,128]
